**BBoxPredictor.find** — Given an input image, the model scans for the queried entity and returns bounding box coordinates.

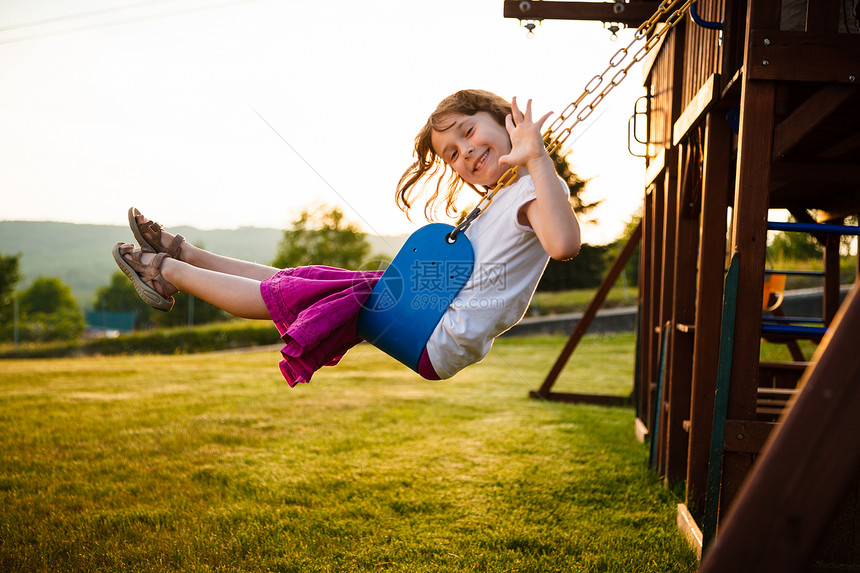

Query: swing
[358,0,697,372]
[356,223,474,372]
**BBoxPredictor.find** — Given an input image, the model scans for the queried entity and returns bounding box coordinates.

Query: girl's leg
[158,255,272,320]
[177,242,280,282]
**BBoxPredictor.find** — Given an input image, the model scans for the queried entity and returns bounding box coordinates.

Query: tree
[272,205,371,269]
[551,148,599,220]
[604,210,642,288]
[0,253,22,327]
[93,271,155,329]
[94,271,227,329]
[770,221,824,262]
[17,276,85,341]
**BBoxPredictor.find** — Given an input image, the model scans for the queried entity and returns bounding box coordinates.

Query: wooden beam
[664,140,701,483]
[503,1,661,26]
[528,391,632,407]
[673,74,720,146]
[815,130,860,160]
[771,162,860,184]
[677,503,704,559]
[641,24,667,84]
[645,148,666,186]
[718,0,781,539]
[723,419,779,454]
[685,111,732,524]
[635,417,649,442]
[772,85,857,161]
[748,31,860,83]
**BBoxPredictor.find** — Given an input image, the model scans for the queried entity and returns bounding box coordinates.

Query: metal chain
[450,0,697,239]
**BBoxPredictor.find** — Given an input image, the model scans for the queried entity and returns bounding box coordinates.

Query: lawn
[0,333,698,572]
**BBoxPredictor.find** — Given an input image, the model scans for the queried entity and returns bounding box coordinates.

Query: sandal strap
[146,252,179,298]
[134,209,186,259]
[121,246,179,298]
[165,233,185,259]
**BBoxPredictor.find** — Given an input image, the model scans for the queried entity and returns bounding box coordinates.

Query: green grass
[0,334,698,572]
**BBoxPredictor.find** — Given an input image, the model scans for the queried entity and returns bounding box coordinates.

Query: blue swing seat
[356,223,474,373]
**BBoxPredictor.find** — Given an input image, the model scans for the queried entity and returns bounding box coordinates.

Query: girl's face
[430,111,511,188]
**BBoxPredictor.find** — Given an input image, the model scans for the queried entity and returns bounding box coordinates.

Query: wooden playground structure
[506,0,860,568]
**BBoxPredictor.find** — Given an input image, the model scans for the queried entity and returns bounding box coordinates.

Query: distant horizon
[0,218,412,237]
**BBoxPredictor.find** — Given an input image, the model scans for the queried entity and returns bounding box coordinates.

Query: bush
[537,243,613,291]
[0,321,279,359]
[1,276,86,342]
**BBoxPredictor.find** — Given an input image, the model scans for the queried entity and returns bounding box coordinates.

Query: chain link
[467,0,697,220]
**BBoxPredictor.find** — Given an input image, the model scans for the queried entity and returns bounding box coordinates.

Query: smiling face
[430,111,512,188]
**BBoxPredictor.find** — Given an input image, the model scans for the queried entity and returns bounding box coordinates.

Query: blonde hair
[396,89,511,221]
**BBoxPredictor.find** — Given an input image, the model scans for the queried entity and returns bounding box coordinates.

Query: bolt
[763,38,771,46]
[519,0,531,12]
[762,59,769,66]
[737,433,745,441]
[850,75,856,82]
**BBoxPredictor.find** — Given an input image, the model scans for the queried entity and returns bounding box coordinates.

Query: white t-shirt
[426,174,568,378]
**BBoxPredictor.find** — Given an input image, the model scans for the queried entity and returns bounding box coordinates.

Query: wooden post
[719,0,780,523]
[657,152,678,476]
[685,111,732,521]
[822,216,843,326]
[664,139,701,483]
[646,182,665,434]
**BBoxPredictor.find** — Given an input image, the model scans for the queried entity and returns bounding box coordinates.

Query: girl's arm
[500,98,582,260]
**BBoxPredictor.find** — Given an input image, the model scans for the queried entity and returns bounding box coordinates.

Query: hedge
[0,321,280,359]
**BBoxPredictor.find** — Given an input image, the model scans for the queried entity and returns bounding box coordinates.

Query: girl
[113,89,581,386]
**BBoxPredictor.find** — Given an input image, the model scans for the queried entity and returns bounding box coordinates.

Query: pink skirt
[260,266,440,387]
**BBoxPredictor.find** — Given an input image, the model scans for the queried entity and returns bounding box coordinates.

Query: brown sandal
[128,207,185,260]
[112,242,178,311]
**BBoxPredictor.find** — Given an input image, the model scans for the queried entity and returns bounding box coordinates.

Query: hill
[0,221,406,310]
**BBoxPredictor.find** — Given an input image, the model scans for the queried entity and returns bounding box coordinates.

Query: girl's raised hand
[499,97,553,170]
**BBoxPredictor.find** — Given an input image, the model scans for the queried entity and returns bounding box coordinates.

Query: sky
[0,0,648,245]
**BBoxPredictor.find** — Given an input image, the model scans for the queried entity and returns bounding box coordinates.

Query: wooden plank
[656,144,679,476]
[748,31,860,83]
[723,419,779,454]
[641,25,667,84]
[639,186,658,427]
[635,417,649,443]
[650,325,669,471]
[673,73,720,146]
[686,112,732,523]
[645,148,666,186]
[528,391,632,407]
[702,254,740,551]
[502,1,661,26]
[646,182,665,434]
[771,162,860,184]
[823,221,843,326]
[664,141,701,483]
[760,360,807,386]
[772,85,857,161]
[698,285,860,572]
[677,503,703,559]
